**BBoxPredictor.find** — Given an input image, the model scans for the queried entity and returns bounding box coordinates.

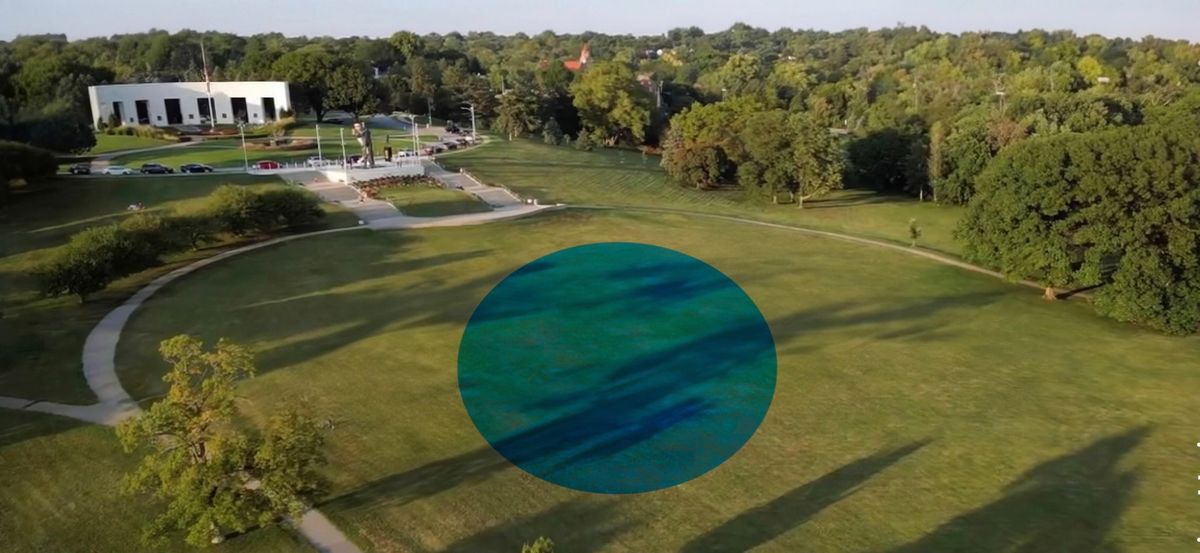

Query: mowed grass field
[109,210,1199,552]
[442,138,966,255]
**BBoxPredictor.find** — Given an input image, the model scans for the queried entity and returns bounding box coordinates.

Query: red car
[256,160,281,170]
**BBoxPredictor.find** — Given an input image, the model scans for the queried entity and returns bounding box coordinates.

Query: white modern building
[87,81,292,129]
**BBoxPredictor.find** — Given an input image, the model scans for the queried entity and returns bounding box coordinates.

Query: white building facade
[87,81,292,129]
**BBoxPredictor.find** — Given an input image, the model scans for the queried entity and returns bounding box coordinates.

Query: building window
[221,113,227,118]
[252,113,258,118]
[188,114,194,119]
[156,115,162,121]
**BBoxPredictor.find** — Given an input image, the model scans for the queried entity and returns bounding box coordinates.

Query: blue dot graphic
[458,242,777,494]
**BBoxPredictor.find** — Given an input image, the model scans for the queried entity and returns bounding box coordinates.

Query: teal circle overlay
[457,242,777,494]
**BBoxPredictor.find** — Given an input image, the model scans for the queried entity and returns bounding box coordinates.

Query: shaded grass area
[86,133,174,154]
[113,210,1197,552]
[442,138,965,255]
[378,185,492,217]
[0,174,357,402]
[0,410,312,552]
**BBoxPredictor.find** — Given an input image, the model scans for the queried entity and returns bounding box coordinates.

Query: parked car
[102,165,135,175]
[67,163,91,175]
[140,163,173,174]
[305,156,333,167]
[179,163,213,173]
[256,160,281,170]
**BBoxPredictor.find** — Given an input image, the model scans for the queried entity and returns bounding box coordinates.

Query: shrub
[209,185,268,235]
[35,225,154,302]
[258,188,324,229]
[117,214,180,266]
[169,212,221,250]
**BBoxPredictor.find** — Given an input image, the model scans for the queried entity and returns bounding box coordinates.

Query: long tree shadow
[886,427,1148,553]
[322,444,510,512]
[679,441,930,553]
[442,499,633,553]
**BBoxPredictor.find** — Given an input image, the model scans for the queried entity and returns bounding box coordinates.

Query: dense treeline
[3,25,1198,332]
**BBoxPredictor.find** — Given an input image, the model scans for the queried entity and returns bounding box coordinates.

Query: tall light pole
[339,127,348,169]
[238,122,249,172]
[315,123,323,162]
[463,102,477,141]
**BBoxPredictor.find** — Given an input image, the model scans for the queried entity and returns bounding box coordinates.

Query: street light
[462,102,477,141]
[398,113,419,158]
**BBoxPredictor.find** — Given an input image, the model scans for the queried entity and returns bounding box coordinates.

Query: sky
[2,0,1199,42]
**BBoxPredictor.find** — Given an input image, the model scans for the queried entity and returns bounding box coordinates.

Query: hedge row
[35,185,324,301]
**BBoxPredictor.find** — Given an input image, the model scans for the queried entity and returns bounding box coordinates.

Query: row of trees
[35,186,324,301]
[5,25,1197,154]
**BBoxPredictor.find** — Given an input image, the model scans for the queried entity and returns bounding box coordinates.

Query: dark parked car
[179,163,214,173]
[67,163,91,175]
[139,163,173,174]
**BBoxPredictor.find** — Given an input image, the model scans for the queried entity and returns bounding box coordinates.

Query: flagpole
[201,40,215,131]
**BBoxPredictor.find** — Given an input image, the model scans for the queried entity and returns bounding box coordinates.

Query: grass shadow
[679,441,930,553]
[886,427,1148,553]
[442,499,633,553]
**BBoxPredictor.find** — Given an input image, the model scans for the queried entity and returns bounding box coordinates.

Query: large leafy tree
[272,48,334,121]
[325,65,378,120]
[738,110,844,206]
[494,84,542,140]
[959,124,1200,333]
[571,61,651,145]
[118,335,326,546]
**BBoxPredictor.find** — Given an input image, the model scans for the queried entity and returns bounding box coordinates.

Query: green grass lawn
[86,133,175,154]
[109,210,1198,552]
[0,174,357,403]
[442,138,966,255]
[377,184,492,217]
[0,410,312,553]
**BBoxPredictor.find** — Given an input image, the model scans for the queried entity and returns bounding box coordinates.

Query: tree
[118,335,326,546]
[34,224,151,302]
[571,61,651,145]
[788,114,845,208]
[521,537,555,553]
[272,49,333,121]
[25,105,96,154]
[325,65,377,120]
[494,85,542,140]
[925,120,947,202]
[388,31,425,63]
[959,125,1200,333]
[407,58,441,120]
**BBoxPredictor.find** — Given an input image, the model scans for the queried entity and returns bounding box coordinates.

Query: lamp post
[463,102,477,141]
[238,122,248,172]
[400,114,419,158]
[339,127,348,170]
[315,123,323,163]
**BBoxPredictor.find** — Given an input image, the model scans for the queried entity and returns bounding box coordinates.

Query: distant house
[564,45,591,72]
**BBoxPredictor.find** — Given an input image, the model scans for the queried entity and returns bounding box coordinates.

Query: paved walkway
[290,172,401,222]
[425,163,523,207]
